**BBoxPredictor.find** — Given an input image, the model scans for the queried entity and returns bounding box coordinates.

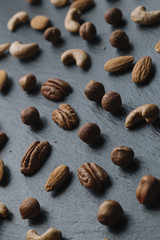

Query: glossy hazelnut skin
[19,74,37,92]
[79,22,97,41]
[78,123,101,144]
[104,8,123,25]
[110,30,129,49]
[101,92,122,112]
[97,200,123,226]
[19,198,40,219]
[44,27,61,44]
[84,80,105,102]
[20,106,40,126]
[136,175,160,204]
[0,132,7,148]
[110,146,134,167]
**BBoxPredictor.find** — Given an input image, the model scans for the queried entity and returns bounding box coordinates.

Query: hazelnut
[110,146,134,167]
[136,175,160,204]
[44,27,61,44]
[19,198,40,219]
[20,106,40,126]
[97,200,123,226]
[79,22,97,41]
[104,8,123,25]
[78,123,101,144]
[101,92,122,112]
[19,74,37,92]
[84,80,105,102]
[0,132,7,148]
[110,30,129,49]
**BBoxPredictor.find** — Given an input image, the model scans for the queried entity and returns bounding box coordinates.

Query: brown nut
[125,104,159,128]
[50,0,69,7]
[104,56,134,73]
[21,141,50,175]
[136,175,160,204]
[131,6,160,25]
[155,41,160,53]
[104,8,123,25]
[101,92,122,112]
[7,11,29,31]
[19,74,37,92]
[97,200,123,226]
[45,165,69,191]
[30,15,51,30]
[19,198,40,219]
[79,22,96,41]
[70,0,94,12]
[84,80,105,102]
[132,56,152,83]
[78,123,101,144]
[0,203,9,218]
[44,27,61,44]
[41,78,71,101]
[0,158,5,182]
[0,43,10,56]
[61,49,90,69]
[20,106,40,126]
[0,132,7,148]
[64,8,81,33]
[26,228,62,240]
[0,70,7,90]
[110,146,134,167]
[77,163,108,190]
[110,30,129,49]
[52,104,79,129]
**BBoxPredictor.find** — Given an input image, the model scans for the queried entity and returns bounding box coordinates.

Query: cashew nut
[125,104,159,128]
[131,6,160,25]
[9,41,39,59]
[50,0,69,7]
[26,228,62,240]
[7,11,29,31]
[64,8,81,33]
[70,0,94,12]
[0,202,9,218]
[61,49,90,69]
[0,43,10,56]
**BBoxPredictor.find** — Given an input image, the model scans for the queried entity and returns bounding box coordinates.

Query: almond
[45,165,69,191]
[70,0,94,12]
[132,56,152,83]
[0,158,4,182]
[155,41,160,53]
[104,56,134,73]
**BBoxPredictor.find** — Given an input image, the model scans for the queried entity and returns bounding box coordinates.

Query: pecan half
[77,163,108,190]
[21,141,50,175]
[52,103,79,129]
[41,78,71,101]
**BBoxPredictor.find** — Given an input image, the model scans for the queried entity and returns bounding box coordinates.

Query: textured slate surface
[0,0,160,239]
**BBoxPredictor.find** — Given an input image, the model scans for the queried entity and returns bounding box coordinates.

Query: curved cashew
[61,49,90,69]
[0,202,9,218]
[0,43,10,56]
[125,104,159,128]
[26,228,62,240]
[7,11,29,31]
[50,0,68,7]
[65,8,81,33]
[131,6,160,25]
[9,41,39,59]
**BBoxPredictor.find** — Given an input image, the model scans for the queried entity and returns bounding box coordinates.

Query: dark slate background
[0,0,160,239]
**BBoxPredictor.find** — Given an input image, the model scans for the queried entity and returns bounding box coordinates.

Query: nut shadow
[87,35,101,46]
[31,117,47,132]
[90,135,106,149]
[126,120,147,131]
[91,176,112,197]
[120,158,141,174]
[26,83,41,96]
[109,64,134,76]
[19,50,41,63]
[110,106,128,119]
[52,172,74,197]
[145,196,160,210]
[51,38,65,49]
[0,166,11,187]
[136,63,156,87]
[152,117,160,133]
[108,214,129,234]
[1,77,13,95]
[111,19,127,29]
[0,135,8,151]
[29,208,48,225]
[27,0,43,6]
[117,42,134,54]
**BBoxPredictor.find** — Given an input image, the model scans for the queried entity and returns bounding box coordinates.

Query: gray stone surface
[0,0,160,239]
